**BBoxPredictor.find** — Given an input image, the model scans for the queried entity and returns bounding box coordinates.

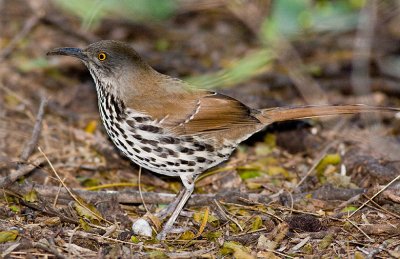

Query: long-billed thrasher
[48,40,399,239]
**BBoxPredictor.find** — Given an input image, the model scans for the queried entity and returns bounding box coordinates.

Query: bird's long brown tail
[258,104,400,124]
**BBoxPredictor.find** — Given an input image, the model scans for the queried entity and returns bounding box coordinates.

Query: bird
[47,40,399,239]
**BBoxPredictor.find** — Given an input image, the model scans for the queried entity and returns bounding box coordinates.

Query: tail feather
[258,104,400,124]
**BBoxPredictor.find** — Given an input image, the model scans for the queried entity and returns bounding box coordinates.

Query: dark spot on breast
[188,161,196,166]
[160,137,180,144]
[147,140,159,147]
[109,94,126,121]
[110,127,118,136]
[115,123,124,134]
[180,160,188,165]
[154,147,163,153]
[116,139,127,149]
[100,104,110,120]
[138,125,161,133]
[150,157,156,162]
[165,148,177,157]
[126,139,133,146]
[159,153,168,158]
[132,134,143,140]
[188,168,195,172]
[167,161,175,166]
[150,162,160,167]
[134,117,150,123]
[194,142,205,151]
[127,120,135,128]
[183,136,194,142]
[142,146,151,153]
[144,157,150,162]
[180,147,190,153]
[133,147,141,153]
[204,144,215,152]
[218,153,225,158]
[196,157,206,163]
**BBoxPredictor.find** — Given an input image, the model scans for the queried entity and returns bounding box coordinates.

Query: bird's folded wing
[130,90,262,136]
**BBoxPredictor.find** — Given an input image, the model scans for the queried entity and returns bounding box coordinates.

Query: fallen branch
[7,182,271,206]
[7,182,378,208]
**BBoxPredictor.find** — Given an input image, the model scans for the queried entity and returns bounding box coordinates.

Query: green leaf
[73,201,102,223]
[341,206,357,213]
[238,170,262,180]
[0,230,18,243]
[318,233,334,249]
[23,189,38,203]
[130,235,140,244]
[251,216,263,231]
[316,153,341,175]
[222,242,254,259]
[76,176,101,187]
[79,218,92,232]
[205,231,222,241]
[9,205,20,213]
[179,230,195,240]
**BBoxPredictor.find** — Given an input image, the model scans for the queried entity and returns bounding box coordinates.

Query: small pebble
[132,219,152,237]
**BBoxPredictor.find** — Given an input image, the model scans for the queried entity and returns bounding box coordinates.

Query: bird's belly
[98,108,235,177]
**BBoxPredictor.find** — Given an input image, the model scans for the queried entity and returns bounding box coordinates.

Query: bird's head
[47,40,152,97]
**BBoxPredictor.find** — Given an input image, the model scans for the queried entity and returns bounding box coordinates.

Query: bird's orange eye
[98,52,107,61]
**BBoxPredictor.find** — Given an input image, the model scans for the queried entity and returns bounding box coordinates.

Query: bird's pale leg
[155,188,186,220]
[156,174,196,240]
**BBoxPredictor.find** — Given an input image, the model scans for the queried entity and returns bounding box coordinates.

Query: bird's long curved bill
[47,47,87,61]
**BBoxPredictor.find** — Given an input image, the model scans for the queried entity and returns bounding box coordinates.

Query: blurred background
[1,0,400,257]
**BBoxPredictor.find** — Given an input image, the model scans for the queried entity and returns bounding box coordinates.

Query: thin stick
[294,141,337,189]
[348,173,400,218]
[20,96,47,161]
[346,219,373,241]
[0,15,41,60]
[214,200,243,231]
[0,157,46,188]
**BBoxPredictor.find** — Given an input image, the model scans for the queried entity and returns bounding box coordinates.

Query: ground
[0,0,400,258]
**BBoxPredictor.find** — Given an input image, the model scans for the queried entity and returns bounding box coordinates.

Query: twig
[213,200,243,231]
[33,241,67,259]
[294,141,337,190]
[20,97,47,162]
[362,194,400,219]
[346,219,373,241]
[0,157,46,188]
[348,173,400,218]
[0,15,42,60]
